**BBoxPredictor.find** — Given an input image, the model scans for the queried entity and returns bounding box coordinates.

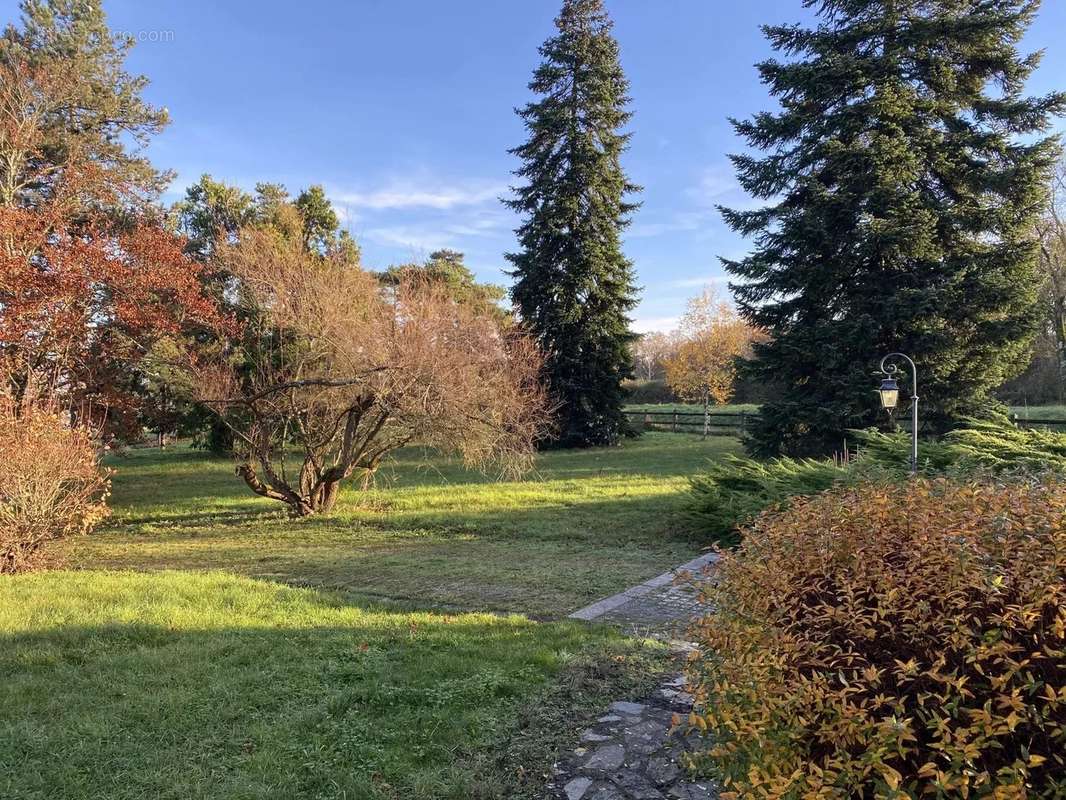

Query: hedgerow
[686,479,1066,799]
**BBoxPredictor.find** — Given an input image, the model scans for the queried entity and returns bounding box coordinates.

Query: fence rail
[624,410,1066,436]
[623,409,751,435]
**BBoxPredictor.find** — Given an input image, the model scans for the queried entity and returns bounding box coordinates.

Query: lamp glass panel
[879,378,900,409]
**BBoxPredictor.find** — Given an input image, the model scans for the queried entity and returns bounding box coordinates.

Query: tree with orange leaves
[665,288,760,437]
[0,3,220,439]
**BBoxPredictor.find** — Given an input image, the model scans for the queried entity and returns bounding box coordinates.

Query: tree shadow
[2,596,599,800]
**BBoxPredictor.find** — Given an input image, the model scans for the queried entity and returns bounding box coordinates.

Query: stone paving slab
[544,675,718,800]
[548,555,721,799]
[568,552,717,638]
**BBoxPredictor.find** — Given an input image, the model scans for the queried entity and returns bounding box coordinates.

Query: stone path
[544,554,719,800]
[569,552,717,638]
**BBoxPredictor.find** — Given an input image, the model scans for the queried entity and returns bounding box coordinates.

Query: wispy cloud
[627,212,707,239]
[687,166,740,205]
[362,225,457,252]
[332,179,505,211]
[666,275,730,289]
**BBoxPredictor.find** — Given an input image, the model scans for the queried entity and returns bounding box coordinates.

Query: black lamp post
[878,353,918,475]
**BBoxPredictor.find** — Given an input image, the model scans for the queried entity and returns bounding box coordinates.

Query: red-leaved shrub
[0,397,110,572]
[687,479,1066,799]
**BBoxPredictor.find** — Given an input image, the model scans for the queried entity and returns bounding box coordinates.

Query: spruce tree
[506,0,639,447]
[722,0,1065,457]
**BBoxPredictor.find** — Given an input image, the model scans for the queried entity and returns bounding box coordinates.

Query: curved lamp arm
[878,352,919,475]
[879,352,918,400]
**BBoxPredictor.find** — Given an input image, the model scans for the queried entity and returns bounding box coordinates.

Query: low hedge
[686,478,1066,798]
[687,422,1066,545]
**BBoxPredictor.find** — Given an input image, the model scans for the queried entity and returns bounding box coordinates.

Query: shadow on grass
[81,436,731,617]
[1,572,610,800]
[72,489,706,618]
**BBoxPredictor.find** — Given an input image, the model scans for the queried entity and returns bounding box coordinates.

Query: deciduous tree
[0,7,220,438]
[665,289,758,436]
[632,331,678,382]
[1037,159,1066,389]
[188,230,549,516]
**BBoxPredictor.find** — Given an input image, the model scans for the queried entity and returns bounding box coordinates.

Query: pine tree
[722,0,1065,457]
[506,0,640,447]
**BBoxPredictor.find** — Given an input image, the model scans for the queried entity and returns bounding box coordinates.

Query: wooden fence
[624,410,1066,437]
[623,410,751,436]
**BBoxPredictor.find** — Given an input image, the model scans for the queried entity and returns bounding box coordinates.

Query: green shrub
[944,420,1066,472]
[622,379,677,405]
[686,479,1066,799]
[688,422,1066,545]
[686,454,845,546]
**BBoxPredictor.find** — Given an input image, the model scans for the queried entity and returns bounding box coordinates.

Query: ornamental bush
[686,479,1066,799]
[686,454,845,545]
[0,397,110,573]
[688,422,1066,545]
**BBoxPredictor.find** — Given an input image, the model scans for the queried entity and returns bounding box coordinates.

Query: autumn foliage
[687,479,1066,799]
[665,290,756,409]
[1,47,219,438]
[0,200,220,435]
[0,395,110,573]
[188,229,549,516]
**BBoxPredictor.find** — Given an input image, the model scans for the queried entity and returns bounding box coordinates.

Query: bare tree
[1037,159,1066,386]
[632,331,678,382]
[187,229,549,516]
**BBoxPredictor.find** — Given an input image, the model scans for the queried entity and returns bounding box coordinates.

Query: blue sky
[7,0,1066,331]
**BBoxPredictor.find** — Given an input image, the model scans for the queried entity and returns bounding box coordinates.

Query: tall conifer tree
[506,0,639,447]
[723,0,1065,457]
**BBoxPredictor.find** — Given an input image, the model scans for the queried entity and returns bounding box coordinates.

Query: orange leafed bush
[687,479,1066,799]
[0,397,110,573]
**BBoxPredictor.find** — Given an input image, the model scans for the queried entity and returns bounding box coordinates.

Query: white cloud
[664,275,730,289]
[362,225,457,252]
[688,166,740,205]
[631,315,680,334]
[332,180,505,211]
[627,212,706,239]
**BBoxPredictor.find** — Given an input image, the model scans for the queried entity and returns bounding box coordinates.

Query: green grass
[1009,404,1066,421]
[62,432,739,618]
[629,403,1066,422]
[4,433,732,798]
[625,402,759,415]
[0,570,667,800]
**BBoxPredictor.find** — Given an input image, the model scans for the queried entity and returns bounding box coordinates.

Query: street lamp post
[878,353,919,475]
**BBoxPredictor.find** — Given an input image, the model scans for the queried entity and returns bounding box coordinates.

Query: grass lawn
[1009,404,1066,420]
[1,570,668,800]
[624,402,759,415]
[2,433,733,798]
[629,402,1066,423]
[60,432,738,618]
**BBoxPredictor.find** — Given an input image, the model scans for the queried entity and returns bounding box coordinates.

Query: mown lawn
[1009,404,1066,421]
[61,432,738,618]
[1,571,667,800]
[624,402,759,415]
[627,401,1066,421]
[2,433,731,799]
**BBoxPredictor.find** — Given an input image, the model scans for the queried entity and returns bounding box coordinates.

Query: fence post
[672,410,677,432]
